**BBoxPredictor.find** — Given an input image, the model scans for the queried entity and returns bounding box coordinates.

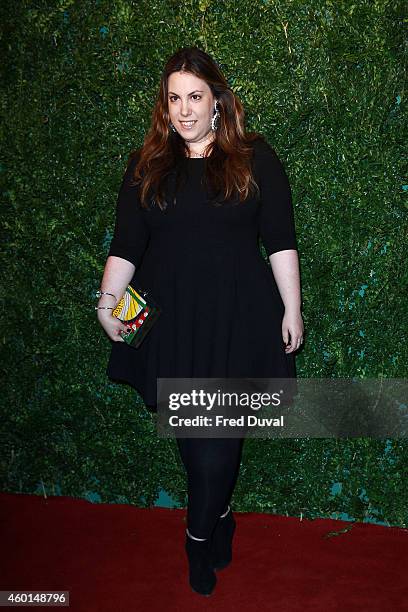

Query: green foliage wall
[1,1,407,527]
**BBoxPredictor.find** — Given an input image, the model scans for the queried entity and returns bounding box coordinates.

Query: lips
[179,120,197,129]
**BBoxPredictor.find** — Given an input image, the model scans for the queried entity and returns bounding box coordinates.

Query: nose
[180,99,192,116]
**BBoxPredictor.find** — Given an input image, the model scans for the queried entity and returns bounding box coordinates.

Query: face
[167,71,216,145]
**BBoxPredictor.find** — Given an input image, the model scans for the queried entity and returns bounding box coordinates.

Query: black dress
[106,137,298,412]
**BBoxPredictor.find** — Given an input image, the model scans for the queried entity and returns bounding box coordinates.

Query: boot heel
[210,510,236,571]
[185,532,217,596]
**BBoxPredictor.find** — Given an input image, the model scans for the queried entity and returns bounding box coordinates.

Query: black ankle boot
[185,531,217,596]
[210,508,236,571]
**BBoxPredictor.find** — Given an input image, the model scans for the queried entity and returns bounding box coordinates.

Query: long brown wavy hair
[130,46,263,210]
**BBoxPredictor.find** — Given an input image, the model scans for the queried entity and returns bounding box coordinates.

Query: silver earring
[169,121,177,132]
[211,100,220,131]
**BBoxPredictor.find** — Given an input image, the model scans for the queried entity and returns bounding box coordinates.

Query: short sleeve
[107,150,150,268]
[255,139,298,256]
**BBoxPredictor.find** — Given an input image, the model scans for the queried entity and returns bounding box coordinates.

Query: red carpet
[1,492,406,611]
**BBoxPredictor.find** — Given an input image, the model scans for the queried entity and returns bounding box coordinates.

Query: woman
[97,46,304,597]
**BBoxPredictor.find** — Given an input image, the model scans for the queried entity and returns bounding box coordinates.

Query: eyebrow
[168,90,204,96]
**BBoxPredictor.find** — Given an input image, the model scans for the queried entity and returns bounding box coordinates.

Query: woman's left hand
[282,308,304,353]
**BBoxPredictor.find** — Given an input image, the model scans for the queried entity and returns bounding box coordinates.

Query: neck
[187,132,214,158]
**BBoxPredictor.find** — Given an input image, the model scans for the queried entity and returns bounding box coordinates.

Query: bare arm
[269,249,301,312]
[96,256,136,342]
[269,249,304,353]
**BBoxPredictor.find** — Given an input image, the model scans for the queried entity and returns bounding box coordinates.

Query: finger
[117,327,127,339]
[285,335,301,352]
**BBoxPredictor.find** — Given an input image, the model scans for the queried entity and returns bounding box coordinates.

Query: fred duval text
[167,415,284,428]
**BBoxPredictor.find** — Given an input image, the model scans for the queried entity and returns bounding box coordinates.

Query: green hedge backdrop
[1,1,407,528]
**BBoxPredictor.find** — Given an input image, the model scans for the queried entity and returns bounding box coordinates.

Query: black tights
[176,436,245,540]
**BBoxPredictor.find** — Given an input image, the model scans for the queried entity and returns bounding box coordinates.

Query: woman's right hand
[97,309,128,342]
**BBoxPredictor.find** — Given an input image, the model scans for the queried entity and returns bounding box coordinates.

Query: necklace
[187,136,213,158]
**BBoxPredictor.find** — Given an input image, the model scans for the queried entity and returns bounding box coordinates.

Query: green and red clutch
[112,284,161,349]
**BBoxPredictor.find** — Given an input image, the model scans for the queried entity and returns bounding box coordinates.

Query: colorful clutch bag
[112,284,161,349]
